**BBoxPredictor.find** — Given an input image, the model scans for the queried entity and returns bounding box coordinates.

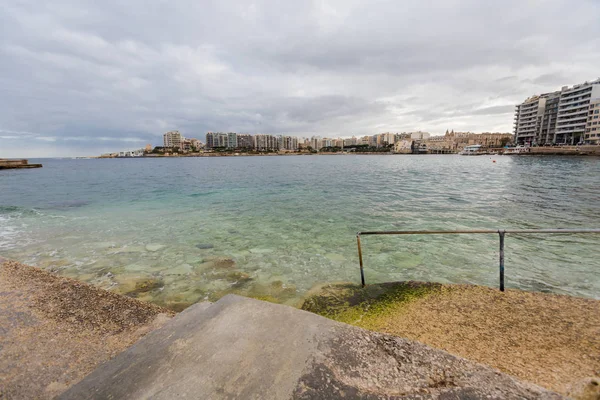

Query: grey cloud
[471,105,515,116]
[1,0,600,157]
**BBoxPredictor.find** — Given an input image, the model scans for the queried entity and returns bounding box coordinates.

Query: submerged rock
[249,248,274,254]
[197,256,235,270]
[225,271,252,283]
[145,244,165,252]
[113,275,164,297]
[163,264,194,276]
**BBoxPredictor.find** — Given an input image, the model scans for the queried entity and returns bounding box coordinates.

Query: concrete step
[59,295,563,400]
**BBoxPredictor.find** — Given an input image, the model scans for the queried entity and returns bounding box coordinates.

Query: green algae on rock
[301,281,442,328]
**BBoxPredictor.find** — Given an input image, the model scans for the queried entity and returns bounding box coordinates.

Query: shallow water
[1,155,599,307]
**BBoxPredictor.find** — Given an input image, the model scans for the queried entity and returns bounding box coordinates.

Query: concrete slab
[0,260,173,399]
[60,295,563,399]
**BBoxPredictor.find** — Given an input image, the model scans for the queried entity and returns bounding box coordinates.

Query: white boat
[503,146,530,155]
[459,144,485,155]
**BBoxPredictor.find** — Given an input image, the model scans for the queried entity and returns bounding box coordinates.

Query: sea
[1,154,599,307]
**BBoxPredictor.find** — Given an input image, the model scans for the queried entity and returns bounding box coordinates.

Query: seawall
[0,159,43,169]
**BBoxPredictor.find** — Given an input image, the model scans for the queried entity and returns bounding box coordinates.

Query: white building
[409,131,431,140]
[118,149,144,157]
[555,79,600,144]
[585,99,600,144]
[163,131,183,149]
[227,132,238,149]
[515,78,600,145]
[514,95,547,145]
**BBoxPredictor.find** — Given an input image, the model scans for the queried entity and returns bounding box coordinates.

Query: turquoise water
[1,155,599,307]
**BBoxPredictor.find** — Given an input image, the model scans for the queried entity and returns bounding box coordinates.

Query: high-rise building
[206,132,214,148]
[280,136,298,151]
[555,79,600,144]
[214,133,228,147]
[164,131,183,149]
[515,78,600,145]
[586,99,600,144]
[539,91,560,145]
[237,134,253,149]
[253,134,279,151]
[514,96,547,146]
[310,136,322,150]
[227,132,238,149]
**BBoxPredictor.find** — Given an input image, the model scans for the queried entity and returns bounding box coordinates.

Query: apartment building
[163,131,183,149]
[280,136,299,151]
[515,78,600,145]
[254,134,279,151]
[237,134,253,149]
[227,132,238,149]
[586,99,600,144]
[514,96,546,145]
[555,79,600,144]
[539,91,560,144]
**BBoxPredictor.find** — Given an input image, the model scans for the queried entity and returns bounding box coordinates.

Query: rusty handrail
[356,229,600,290]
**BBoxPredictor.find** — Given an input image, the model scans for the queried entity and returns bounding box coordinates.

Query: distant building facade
[227,132,238,149]
[237,134,253,149]
[254,134,279,151]
[515,78,600,145]
[163,131,183,149]
[586,99,600,144]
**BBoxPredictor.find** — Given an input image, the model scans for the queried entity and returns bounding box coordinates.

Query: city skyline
[1,1,599,157]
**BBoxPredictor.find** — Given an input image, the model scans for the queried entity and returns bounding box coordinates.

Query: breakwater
[0,159,43,169]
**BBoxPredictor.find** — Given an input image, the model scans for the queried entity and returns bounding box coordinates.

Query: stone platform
[60,294,563,399]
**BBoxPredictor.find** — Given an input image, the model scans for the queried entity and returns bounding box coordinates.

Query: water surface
[1,155,599,307]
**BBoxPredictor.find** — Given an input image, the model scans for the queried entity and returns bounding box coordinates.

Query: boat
[459,144,486,155]
[503,145,530,155]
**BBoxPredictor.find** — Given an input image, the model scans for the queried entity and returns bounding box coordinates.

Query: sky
[1,0,599,157]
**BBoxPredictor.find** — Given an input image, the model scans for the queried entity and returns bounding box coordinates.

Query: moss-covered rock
[301,281,441,328]
[113,275,164,297]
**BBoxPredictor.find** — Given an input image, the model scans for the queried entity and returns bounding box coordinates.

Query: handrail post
[498,230,505,292]
[357,233,365,287]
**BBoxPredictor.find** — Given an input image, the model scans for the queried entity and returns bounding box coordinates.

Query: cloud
[1,0,599,156]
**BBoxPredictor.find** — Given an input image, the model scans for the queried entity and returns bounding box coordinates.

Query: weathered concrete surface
[0,260,173,399]
[60,295,563,399]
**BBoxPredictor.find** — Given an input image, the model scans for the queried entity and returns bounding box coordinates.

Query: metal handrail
[356,229,600,291]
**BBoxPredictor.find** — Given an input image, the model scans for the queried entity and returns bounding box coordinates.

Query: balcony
[560,86,592,100]
[558,105,590,115]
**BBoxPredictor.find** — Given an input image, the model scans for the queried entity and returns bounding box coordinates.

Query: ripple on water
[1,155,599,306]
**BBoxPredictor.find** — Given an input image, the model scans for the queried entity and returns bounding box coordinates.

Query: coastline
[94,145,600,159]
[1,258,598,398]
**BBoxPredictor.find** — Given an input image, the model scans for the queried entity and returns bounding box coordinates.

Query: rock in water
[145,244,165,252]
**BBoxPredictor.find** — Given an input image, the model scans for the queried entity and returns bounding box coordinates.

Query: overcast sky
[1,0,599,157]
